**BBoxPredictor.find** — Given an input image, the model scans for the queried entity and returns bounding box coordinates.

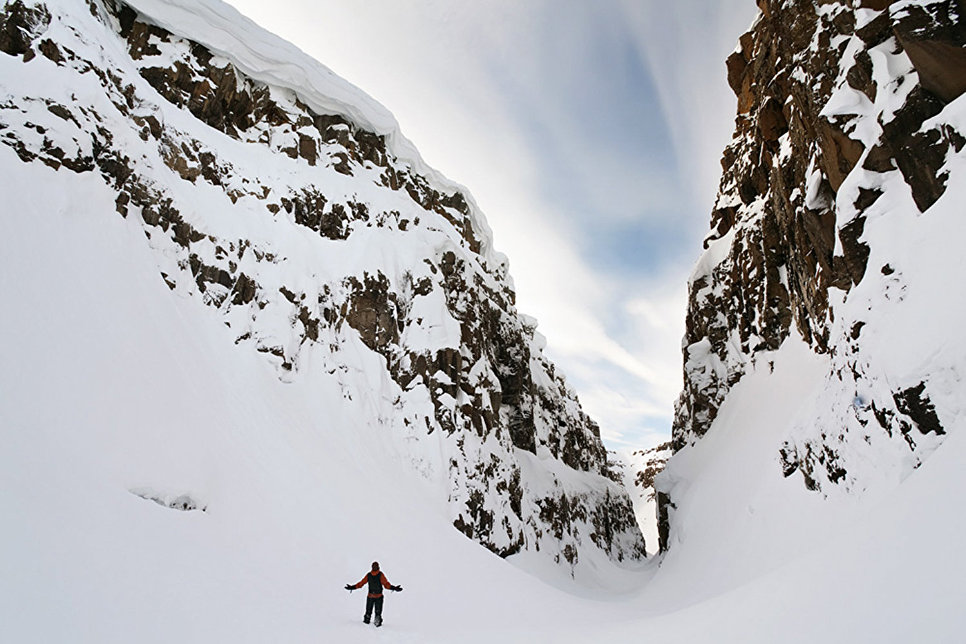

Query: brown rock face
[892,0,966,103]
[345,273,400,351]
[0,1,50,58]
[662,0,965,551]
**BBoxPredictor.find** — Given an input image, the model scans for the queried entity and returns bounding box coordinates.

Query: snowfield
[2,0,966,641]
[3,139,964,643]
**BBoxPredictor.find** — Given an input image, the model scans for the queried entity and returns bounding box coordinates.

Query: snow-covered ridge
[125,0,499,265]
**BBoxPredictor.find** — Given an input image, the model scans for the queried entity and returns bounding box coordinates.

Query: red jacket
[351,571,393,598]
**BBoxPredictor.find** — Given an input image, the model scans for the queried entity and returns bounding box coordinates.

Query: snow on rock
[122,0,501,264]
[614,441,672,555]
[130,488,207,512]
[664,0,966,574]
[0,0,643,582]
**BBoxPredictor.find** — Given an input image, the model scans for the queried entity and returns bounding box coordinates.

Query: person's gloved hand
[391,585,403,592]
[344,584,354,591]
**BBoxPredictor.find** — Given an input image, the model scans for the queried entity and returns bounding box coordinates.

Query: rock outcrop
[663,0,966,550]
[0,0,644,569]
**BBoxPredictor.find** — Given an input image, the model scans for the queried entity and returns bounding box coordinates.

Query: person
[344,561,403,626]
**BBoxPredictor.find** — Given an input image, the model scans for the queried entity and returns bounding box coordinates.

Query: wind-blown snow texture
[0,0,644,581]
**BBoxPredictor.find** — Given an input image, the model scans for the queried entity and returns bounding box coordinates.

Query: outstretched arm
[345,575,368,590]
[380,572,403,592]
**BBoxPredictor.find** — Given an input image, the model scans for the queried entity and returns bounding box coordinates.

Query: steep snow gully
[2,0,965,642]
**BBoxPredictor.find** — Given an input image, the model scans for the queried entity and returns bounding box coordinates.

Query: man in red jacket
[344,561,403,627]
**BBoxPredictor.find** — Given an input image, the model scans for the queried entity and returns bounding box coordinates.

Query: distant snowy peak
[664,0,966,548]
[0,0,644,571]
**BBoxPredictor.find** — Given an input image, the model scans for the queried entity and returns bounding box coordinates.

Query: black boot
[363,615,370,624]
[375,615,382,627]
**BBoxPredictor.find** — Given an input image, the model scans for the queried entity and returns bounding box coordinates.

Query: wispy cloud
[615,0,759,211]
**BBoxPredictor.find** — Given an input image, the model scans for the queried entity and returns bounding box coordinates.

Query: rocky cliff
[663,0,966,549]
[0,0,644,569]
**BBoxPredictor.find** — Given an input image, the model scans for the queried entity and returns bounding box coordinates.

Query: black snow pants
[365,595,384,619]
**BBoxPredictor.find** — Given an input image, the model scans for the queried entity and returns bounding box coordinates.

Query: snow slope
[0,149,615,642]
[618,332,966,643]
[3,163,963,642]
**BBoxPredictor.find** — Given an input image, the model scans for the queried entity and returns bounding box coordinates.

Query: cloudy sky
[224,0,759,451]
